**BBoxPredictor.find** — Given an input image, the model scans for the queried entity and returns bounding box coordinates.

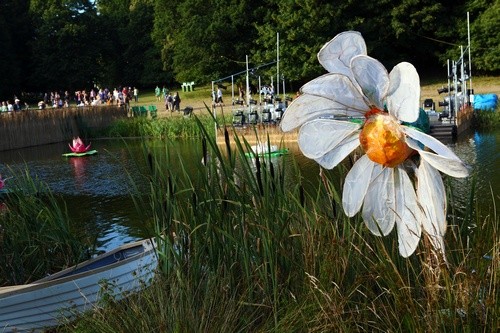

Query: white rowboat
[0,238,158,332]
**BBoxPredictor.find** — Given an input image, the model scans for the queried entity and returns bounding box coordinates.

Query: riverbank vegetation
[472,109,500,130]
[58,119,499,332]
[0,169,93,286]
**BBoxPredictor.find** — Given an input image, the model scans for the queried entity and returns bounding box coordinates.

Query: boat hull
[0,239,157,332]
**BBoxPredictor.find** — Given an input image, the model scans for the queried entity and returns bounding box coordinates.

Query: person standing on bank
[133,87,139,102]
[173,92,181,112]
[155,85,161,101]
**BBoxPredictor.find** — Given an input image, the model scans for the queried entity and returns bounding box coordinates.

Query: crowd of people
[157,86,181,112]
[1,86,140,113]
[0,98,27,112]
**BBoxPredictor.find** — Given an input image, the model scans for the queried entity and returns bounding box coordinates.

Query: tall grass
[0,167,93,286]
[64,115,499,332]
[472,108,500,130]
[105,113,230,139]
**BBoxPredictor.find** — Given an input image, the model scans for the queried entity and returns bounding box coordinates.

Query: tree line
[0,0,498,100]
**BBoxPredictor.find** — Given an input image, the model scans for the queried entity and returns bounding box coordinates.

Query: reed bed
[62,115,499,332]
[0,167,93,286]
[105,113,229,139]
[472,108,500,129]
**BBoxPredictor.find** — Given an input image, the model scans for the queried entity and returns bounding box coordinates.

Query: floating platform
[427,105,473,140]
[62,150,98,157]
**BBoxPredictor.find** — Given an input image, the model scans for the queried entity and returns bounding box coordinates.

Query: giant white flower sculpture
[281,31,469,257]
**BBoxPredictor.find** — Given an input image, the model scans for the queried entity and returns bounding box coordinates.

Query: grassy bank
[60,120,499,332]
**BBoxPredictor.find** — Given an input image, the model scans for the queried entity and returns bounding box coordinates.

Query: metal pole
[446,59,452,118]
[246,55,250,107]
[231,75,234,104]
[258,76,262,106]
[453,59,458,121]
[276,32,280,97]
[467,12,472,91]
[461,45,466,107]
[212,81,216,141]
[282,75,285,100]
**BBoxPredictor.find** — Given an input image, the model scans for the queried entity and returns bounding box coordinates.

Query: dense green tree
[252,0,399,88]
[29,0,101,91]
[468,0,500,73]
[1,0,499,97]
[96,0,165,89]
[0,0,32,99]
[151,0,177,86]
[160,0,265,84]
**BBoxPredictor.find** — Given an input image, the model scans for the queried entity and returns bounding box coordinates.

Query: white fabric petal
[394,167,422,257]
[342,155,374,217]
[351,55,389,109]
[317,31,367,78]
[362,166,395,236]
[301,73,370,111]
[298,119,361,159]
[315,133,360,169]
[386,62,420,123]
[404,126,469,178]
[406,136,469,178]
[280,94,365,132]
[417,159,447,253]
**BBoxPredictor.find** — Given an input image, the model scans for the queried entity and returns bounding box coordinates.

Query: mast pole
[276,32,280,97]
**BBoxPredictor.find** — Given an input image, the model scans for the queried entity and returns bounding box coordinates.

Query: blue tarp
[473,94,498,111]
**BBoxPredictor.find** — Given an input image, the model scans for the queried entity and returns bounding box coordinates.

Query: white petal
[342,155,374,217]
[386,62,420,123]
[318,31,367,77]
[315,133,360,169]
[351,55,389,109]
[406,136,469,178]
[417,159,447,246]
[362,166,395,236]
[280,93,365,132]
[298,119,361,159]
[394,167,422,257]
[404,126,469,166]
[301,74,370,111]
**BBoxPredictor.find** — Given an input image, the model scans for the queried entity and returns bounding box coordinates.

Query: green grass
[104,111,231,139]
[60,118,499,332]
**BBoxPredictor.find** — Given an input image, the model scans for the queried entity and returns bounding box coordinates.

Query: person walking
[217,86,224,106]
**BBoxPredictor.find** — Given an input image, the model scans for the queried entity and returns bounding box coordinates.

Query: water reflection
[0,131,497,251]
[69,156,87,189]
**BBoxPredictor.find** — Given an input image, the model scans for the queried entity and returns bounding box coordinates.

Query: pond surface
[0,129,498,251]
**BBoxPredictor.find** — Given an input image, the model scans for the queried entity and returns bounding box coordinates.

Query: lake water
[0,129,498,251]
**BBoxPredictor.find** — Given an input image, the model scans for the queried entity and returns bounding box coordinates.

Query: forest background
[0,0,498,100]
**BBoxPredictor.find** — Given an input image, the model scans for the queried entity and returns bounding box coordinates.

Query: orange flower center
[359,109,413,168]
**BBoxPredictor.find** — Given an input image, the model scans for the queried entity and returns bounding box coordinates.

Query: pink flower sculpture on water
[281,31,469,258]
[69,137,91,153]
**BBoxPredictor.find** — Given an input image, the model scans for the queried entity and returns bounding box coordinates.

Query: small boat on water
[0,238,158,332]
